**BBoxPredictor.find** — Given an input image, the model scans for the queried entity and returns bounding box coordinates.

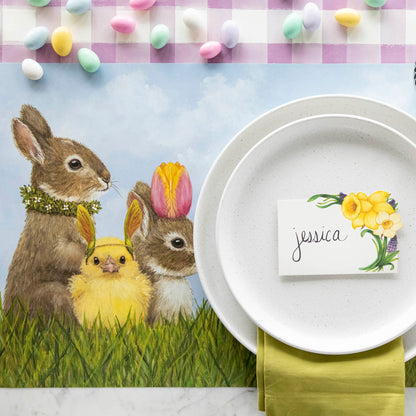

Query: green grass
[1,296,416,387]
[0,299,257,387]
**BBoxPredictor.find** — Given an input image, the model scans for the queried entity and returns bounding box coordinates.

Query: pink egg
[129,0,155,9]
[110,15,136,34]
[200,41,222,60]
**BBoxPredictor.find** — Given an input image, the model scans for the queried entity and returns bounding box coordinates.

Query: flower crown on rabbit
[77,200,142,262]
[151,162,192,218]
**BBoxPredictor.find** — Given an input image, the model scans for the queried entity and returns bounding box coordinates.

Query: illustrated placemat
[1,63,416,387]
[1,0,416,63]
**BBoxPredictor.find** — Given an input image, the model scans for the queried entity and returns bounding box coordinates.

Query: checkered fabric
[0,0,415,63]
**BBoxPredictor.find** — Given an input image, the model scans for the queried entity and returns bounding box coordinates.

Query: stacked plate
[194,95,416,359]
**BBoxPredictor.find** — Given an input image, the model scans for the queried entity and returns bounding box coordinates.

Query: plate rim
[194,94,416,359]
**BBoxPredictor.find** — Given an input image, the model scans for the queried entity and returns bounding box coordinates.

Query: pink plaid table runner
[0,0,415,63]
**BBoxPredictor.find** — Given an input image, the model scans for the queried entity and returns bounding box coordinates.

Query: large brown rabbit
[127,170,196,324]
[4,105,111,320]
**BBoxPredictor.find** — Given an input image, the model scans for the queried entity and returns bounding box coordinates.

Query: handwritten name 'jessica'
[292,228,348,262]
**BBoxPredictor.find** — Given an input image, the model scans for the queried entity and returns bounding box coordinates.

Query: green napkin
[257,329,405,416]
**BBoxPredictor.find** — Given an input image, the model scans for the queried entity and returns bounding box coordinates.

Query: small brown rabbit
[127,164,196,324]
[4,105,111,320]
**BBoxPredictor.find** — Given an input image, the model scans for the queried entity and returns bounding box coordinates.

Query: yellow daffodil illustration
[308,191,401,272]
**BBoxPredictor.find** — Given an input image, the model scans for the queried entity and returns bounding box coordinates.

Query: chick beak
[101,255,119,274]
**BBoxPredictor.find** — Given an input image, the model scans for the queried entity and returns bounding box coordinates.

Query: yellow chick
[69,201,152,328]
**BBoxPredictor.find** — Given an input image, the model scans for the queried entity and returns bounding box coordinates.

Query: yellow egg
[51,26,73,57]
[334,8,361,28]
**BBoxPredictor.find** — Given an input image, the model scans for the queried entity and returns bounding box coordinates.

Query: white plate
[194,95,416,360]
[216,114,416,355]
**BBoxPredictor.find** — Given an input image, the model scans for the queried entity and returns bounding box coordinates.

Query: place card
[277,192,401,276]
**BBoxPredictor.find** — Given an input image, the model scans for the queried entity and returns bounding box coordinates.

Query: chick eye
[120,256,126,264]
[171,238,185,249]
[68,158,82,171]
[93,257,100,265]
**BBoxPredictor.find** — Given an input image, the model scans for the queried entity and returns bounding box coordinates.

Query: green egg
[151,24,170,50]
[78,48,101,73]
[364,0,387,7]
[28,0,51,6]
[283,12,303,40]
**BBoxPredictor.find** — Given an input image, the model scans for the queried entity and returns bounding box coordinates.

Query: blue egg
[66,0,91,15]
[24,26,49,51]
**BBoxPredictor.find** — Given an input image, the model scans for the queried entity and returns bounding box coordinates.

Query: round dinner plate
[216,114,416,355]
[194,95,416,360]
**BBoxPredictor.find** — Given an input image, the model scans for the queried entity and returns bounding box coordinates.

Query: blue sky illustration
[0,63,415,308]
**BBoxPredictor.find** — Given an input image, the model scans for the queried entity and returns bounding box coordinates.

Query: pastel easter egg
[27,0,51,7]
[66,0,91,15]
[22,59,43,81]
[111,15,136,34]
[303,2,321,31]
[24,26,49,50]
[151,24,170,49]
[221,20,239,49]
[129,0,155,10]
[200,41,221,59]
[283,12,303,39]
[78,48,100,73]
[51,26,73,57]
[335,8,361,27]
[364,0,387,7]
[183,8,204,31]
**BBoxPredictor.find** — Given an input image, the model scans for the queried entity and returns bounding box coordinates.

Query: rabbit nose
[101,255,119,273]
[101,169,111,183]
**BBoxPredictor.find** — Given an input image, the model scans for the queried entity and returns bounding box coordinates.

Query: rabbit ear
[12,118,45,164]
[127,190,152,238]
[77,205,96,260]
[19,105,52,140]
[124,200,143,255]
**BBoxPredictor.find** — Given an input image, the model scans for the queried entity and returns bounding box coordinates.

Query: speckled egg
[151,24,170,49]
[129,0,155,9]
[335,8,361,27]
[22,59,43,81]
[51,26,73,57]
[66,0,91,15]
[283,12,303,39]
[303,2,321,31]
[78,48,101,73]
[200,41,221,59]
[111,16,136,34]
[24,26,49,50]
[221,20,239,49]
[364,0,387,7]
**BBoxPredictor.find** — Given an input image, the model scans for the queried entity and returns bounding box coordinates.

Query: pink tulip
[151,162,192,218]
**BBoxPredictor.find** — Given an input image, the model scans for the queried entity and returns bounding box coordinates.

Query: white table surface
[1,388,415,415]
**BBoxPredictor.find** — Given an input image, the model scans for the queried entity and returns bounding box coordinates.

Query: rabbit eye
[68,158,82,171]
[171,238,185,249]
[93,257,100,265]
[120,256,126,264]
